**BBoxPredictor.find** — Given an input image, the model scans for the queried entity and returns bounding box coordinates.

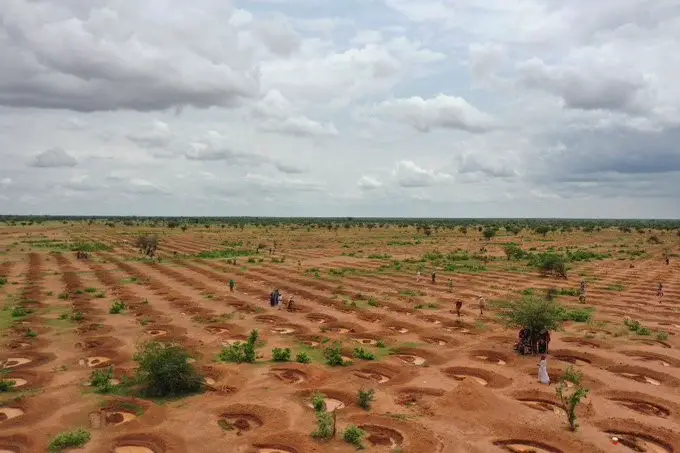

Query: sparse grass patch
[48,429,91,452]
[343,425,366,449]
[606,284,625,291]
[109,300,126,314]
[219,330,259,364]
[358,388,375,410]
[323,342,346,366]
[352,347,375,361]
[398,289,424,297]
[296,352,312,364]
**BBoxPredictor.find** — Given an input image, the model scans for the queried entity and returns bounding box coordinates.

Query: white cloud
[371,94,495,133]
[127,120,174,148]
[357,175,383,190]
[30,148,78,168]
[253,89,338,137]
[392,160,453,188]
[0,178,12,186]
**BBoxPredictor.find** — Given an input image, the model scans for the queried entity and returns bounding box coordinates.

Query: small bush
[70,311,84,321]
[376,340,386,348]
[84,287,97,293]
[58,292,69,300]
[656,331,669,341]
[343,425,366,449]
[272,347,291,362]
[556,366,589,432]
[0,379,16,392]
[48,429,91,451]
[134,341,204,397]
[90,367,115,393]
[323,342,345,366]
[109,300,126,314]
[219,330,259,364]
[0,277,7,286]
[559,308,593,323]
[24,329,37,338]
[367,297,379,307]
[312,392,327,412]
[352,348,375,361]
[637,327,652,336]
[11,306,31,317]
[358,388,375,410]
[296,352,312,364]
[311,411,335,439]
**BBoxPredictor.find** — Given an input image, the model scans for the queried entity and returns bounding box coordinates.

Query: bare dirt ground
[0,223,678,453]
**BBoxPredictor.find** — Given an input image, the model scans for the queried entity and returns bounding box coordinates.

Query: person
[455,300,463,317]
[287,295,295,312]
[270,290,277,308]
[515,328,532,355]
[416,271,421,283]
[666,256,670,266]
[448,279,453,293]
[276,291,283,309]
[478,296,486,316]
[579,280,587,304]
[431,272,436,284]
[657,283,664,301]
[538,355,550,385]
[228,279,235,292]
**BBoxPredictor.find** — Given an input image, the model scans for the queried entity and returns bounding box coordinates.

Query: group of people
[515,328,551,355]
[269,289,295,311]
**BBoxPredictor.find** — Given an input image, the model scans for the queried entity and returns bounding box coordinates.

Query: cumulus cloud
[371,94,495,133]
[275,162,307,174]
[357,175,383,190]
[253,90,338,137]
[58,175,104,192]
[517,58,653,114]
[30,148,78,168]
[1,178,12,186]
[252,14,302,57]
[392,160,452,188]
[127,120,174,148]
[0,1,260,112]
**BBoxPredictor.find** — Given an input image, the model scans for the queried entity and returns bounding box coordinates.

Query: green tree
[134,341,204,397]
[495,296,565,350]
[556,366,590,431]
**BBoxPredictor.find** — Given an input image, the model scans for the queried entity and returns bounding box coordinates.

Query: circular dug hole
[359,425,404,448]
[271,368,308,384]
[353,338,378,346]
[517,399,566,417]
[306,398,345,412]
[395,355,426,366]
[218,413,263,433]
[605,432,672,453]
[104,410,137,425]
[80,356,111,368]
[271,327,295,335]
[254,445,296,453]
[0,408,24,423]
[609,398,670,418]
[0,358,32,369]
[470,351,508,366]
[494,440,562,453]
[617,372,661,386]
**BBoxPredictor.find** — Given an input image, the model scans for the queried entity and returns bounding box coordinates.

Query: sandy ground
[0,223,678,453]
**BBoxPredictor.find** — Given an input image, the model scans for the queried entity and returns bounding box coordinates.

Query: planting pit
[469,350,509,366]
[609,398,670,418]
[517,399,566,417]
[421,336,455,346]
[442,367,512,388]
[222,337,247,346]
[111,434,165,453]
[395,387,445,406]
[604,432,672,453]
[353,338,379,346]
[307,397,345,412]
[218,413,263,434]
[387,325,409,334]
[359,425,404,449]
[306,313,335,324]
[493,440,563,453]
[104,410,137,426]
[254,445,297,453]
[622,351,679,368]
[354,371,391,384]
[271,368,308,384]
[0,435,30,453]
[0,408,24,423]
[617,373,662,386]
[0,358,32,369]
[394,354,426,366]
[145,329,167,337]
[271,326,296,335]
[254,315,285,325]
[79,356,112,368]
[3,378,27,388]
[552,354,591,367]
[205,326,230,335]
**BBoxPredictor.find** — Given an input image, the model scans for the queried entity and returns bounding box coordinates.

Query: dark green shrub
[48,429,91,451]
[0,379,16,392]
[296,352,312,364]
[312,392,326,412]
[109,300,126,314]
[358,388,375,410]
[272,348,291,362]
[134,341,204,397]
[323,342,345,366]
[90,367,115,393]
[311,411,335,439]
[343,425,366,449]
[219,330,259,364]
[352,348,375,361]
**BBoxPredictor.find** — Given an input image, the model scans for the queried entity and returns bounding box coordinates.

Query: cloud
[392,160,452,188]
[30,148,78,168]
[357,175,383,190]
[0,178,12,186]
[371,94,495,133]
[253,90,338,137]
[252,14,302,57]
[457,153,519,178]
[516,57,653,114]
[58,175,103,191]
[0,1,260,112]
[127,120,173,148]
[123,178,168,195]
[275,162,307,174]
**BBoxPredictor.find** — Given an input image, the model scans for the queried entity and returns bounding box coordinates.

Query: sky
[1,0,679,218]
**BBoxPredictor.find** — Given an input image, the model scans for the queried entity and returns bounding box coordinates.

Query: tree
[495,296,566,350]
[134,341,204,397]
[535,225,550,237]
[556,366,590,431]
[135,234,158,258]
[482,227,497,240]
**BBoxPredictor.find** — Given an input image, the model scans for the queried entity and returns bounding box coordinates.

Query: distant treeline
[1,215,679,231]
